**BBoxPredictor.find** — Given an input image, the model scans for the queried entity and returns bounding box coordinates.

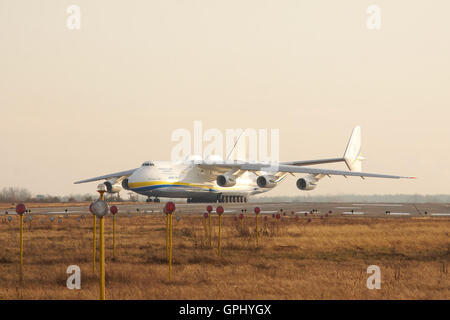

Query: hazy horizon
[1,1,449,197]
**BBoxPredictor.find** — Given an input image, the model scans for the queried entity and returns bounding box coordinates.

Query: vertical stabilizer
[343,126,365,172]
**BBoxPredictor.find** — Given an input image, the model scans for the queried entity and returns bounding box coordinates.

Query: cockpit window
[141,161,154,167]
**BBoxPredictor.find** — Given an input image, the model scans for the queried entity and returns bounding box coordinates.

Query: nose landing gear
[146,197,161,203]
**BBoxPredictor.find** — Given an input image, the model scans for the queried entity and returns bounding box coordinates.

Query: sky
[0,0,449,197]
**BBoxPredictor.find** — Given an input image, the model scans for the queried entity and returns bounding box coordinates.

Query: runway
[1,202,449,218]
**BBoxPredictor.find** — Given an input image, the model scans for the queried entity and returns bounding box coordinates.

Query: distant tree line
[0,187,32,202]
[0,187,96,203]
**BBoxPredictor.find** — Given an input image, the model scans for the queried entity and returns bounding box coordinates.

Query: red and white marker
[16,203,26,215]
[110,205,118,215]
[165,202,175,214]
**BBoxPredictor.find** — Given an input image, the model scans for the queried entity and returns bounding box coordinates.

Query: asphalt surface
[1,202,449,218]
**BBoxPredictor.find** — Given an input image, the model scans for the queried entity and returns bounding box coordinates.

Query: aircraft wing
[281,158,345,166]
[196,126,414,179]
[242,163,413,179]
[74,168,138,184]
[196,157,345,172]
[196,161,414,179]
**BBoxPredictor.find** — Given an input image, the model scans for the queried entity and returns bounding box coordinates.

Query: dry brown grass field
[0,212,448,300]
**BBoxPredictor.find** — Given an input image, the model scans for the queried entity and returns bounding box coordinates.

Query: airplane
[74,126,414,203]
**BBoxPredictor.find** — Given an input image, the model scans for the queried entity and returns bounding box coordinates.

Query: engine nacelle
[104,180,123,194]
[296,175,318,191]
[121,178,130,190]
[256,175,278,188]
[216,174,237,187]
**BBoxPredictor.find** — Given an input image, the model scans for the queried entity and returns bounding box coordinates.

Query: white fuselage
[125,161,278,201]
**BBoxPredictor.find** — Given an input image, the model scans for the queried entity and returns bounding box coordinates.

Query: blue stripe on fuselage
[132,184,220,193]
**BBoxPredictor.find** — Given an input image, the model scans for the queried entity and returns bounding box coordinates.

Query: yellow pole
[203,217,207,245]
[255,215,259,247]
[93,215,96,272]
[208,214,212,247]
[168,213,173,281]
[19,213,23,281]
[99,217,105,300]
[217,214,222,256]
[112,214,116,260]
[166,214,169,260]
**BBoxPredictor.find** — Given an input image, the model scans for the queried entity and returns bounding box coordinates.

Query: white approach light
[91,200,109,218]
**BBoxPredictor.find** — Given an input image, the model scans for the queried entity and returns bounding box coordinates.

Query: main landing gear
[187,198,214,203]
[218,195,247,203]
[146,197,160,203]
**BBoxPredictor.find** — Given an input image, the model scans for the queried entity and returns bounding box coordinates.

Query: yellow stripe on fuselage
[128,180,250,191]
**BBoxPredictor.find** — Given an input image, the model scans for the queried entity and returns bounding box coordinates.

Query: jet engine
[256,175,278,188]
[216,174,237,187]
[104,180,123,193]
[296,174,318,191]
[121,178,130,190]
